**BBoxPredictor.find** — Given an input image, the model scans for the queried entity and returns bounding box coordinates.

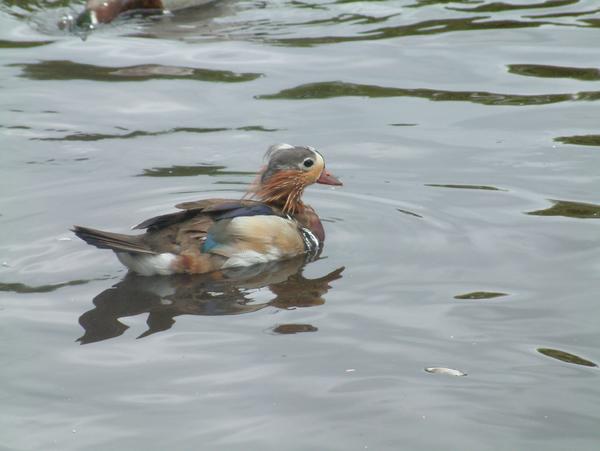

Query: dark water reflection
[271,323,318,334]
[426,183,504,191]
[454,291,509,300]
[33,126,277,141]
[12,60,262,82]
[448,0,578,13]
[0,38,53,47]
[555,134,600,146]
[508,64,600,81]
[525,7,600,18]
[0,278,93,293]
[2,0,73,11]
[139,164,255,177]
[527,200,600,218]
[78,257,344,344]
[537,348,598,367]
[33,127,229,141]
[257,81,600,106]
[267,16,555,46]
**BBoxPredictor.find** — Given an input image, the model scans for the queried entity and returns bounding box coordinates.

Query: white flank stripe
[116,252,176,276]
[223,247,282,269]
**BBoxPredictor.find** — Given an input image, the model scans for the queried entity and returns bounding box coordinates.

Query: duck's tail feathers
[72,225,155,255]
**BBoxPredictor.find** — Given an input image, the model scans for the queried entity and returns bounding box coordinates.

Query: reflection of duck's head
[73,144,342,276]
[77,257,344,344]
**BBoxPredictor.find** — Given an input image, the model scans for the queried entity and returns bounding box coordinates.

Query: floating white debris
[425,367,467,377]
[345,368,356,373]
[58,237,72,241]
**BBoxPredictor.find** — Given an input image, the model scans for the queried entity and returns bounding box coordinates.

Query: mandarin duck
[70,0,214,27]
[73,144,342,276]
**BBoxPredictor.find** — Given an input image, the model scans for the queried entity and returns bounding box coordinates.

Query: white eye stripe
[314,152,324,168]
[310,147,323,160]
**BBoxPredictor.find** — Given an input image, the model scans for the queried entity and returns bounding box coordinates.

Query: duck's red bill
[317,170,343,186]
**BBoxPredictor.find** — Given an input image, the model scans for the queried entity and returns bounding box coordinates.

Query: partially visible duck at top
[73,144,343,276]
[73,0,214,27]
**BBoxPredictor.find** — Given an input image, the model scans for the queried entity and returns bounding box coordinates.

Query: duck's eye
[303,159,314,168]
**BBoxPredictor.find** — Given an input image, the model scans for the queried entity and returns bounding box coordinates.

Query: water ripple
[138,165,255,178]
[555,135,600,146]
[0,39,53,48]
[257,80,600,106]
[267,16,555,46]
[454,291,509,300]
[426,184,504,191]
[447,0,578,13]
[508,64,600,81]
[537,348,598,367]
[32,126,278,141]
[526,200,600,218]
[0,278,95,293]
[11,60,263,83]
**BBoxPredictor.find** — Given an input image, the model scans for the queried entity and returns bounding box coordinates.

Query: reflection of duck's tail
[72,225,153,254]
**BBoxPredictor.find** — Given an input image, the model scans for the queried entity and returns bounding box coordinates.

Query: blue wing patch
[202,204,280,253]
[201,234,220,253]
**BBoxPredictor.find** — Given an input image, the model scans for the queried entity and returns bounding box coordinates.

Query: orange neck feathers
[253,170,308,215]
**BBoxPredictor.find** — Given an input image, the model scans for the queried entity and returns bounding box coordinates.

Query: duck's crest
[264,143,295,160]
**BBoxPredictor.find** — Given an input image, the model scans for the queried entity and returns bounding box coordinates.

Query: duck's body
[73,144,341,276]
[75,0,215,27]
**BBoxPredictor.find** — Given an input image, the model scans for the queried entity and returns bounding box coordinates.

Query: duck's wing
[174,198,237,211]
[133,210,196,232]
[174,198,268,213]
[132,199,237,231]
[139,201,288,256]
[74,199,304,274]
[134,199,281,231]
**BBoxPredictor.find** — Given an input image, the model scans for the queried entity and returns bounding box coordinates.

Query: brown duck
[74,0,214,26]
[73,144,342,276]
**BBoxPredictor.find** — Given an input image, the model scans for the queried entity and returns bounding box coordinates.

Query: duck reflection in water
[78,255,343,344]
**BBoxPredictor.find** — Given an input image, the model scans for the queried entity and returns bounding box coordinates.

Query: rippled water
[2,0,600,449]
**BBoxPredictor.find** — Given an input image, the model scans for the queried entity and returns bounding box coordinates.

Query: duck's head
[253,144,342,214]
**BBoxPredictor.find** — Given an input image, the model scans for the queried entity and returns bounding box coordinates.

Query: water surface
[2,0,600,449]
